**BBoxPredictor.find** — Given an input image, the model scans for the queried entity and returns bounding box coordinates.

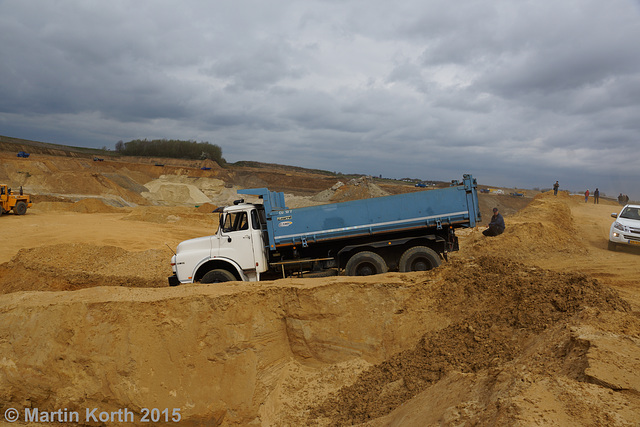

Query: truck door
[250,208,268,272]
[219,210,256,270]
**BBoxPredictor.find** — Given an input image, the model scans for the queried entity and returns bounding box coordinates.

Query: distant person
[618,193,624,205]
[553,181,559,196]
[624,194,630,204]
[593,188,599,204]
[584,189,589,203]
[483,207,505,237]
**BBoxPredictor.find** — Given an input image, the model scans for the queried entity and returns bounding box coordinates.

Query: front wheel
[398,246,441,272]
[201,269,236,283]
[14,201,27,215]
[345,251,388,276]
[607,241,617,251]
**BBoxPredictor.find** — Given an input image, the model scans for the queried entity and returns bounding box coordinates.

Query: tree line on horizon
[115,139,225,164]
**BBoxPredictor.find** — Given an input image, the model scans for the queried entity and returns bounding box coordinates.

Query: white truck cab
[169,202,268,285]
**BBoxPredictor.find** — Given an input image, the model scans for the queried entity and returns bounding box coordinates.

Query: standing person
[618,193,624,205]
[594,188,600,204]
[584,189,589,203]
[483,207,505,237]
[553,181,559,196]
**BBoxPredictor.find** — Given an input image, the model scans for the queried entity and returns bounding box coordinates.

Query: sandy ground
[1,150,639,426]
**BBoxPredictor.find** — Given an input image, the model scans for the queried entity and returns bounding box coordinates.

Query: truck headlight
[613,221,626,232]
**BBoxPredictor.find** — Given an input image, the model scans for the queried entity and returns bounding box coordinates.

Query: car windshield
[620,207,640,220]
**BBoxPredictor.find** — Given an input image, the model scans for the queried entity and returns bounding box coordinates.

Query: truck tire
[201,269,236,283]
[607,241,617,251]
[14,201,27,215]
[345,251,388,276]
[399,246,441,272]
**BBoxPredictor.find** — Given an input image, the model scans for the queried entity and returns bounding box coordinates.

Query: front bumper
[168,275,180,286]
[609,231,640,247]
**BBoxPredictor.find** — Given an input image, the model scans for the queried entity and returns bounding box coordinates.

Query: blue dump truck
[169,174,481,284]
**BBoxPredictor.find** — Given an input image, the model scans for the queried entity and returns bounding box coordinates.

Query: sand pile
[460,191,590,262]
[123,205,220,227]
[0,243,168,293]
[310,257,634,425]
[143,176,212,205]
[194,202,219,213]
[312,176,390,203]
[142,175,244,206]
[67,198,123,213]
[31,198,126,213]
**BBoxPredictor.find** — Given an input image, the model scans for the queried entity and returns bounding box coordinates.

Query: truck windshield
[222,211,249,232]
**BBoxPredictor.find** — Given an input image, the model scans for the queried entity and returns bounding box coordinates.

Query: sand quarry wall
[0,258,637,426]
[0,152,234,207]
[1,152,348,208]
[0,277,446,425]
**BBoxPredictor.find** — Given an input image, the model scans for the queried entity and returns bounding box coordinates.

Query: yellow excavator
[0,184,32,215]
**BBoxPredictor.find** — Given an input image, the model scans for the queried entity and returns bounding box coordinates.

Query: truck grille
[623,234,640,242]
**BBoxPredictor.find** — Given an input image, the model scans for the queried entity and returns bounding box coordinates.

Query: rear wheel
[345,251,388,276]
[201,269,236,283]
[399,246,441,272]
[14,201,27,215]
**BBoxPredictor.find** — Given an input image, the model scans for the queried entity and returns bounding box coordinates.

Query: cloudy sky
[1,0,639,199]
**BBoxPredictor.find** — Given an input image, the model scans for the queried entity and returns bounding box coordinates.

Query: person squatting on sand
[483,207,505,237]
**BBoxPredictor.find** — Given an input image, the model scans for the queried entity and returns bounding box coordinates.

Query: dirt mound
[0,243,168,293]
[141,175,247,206]
[67,198,123,213]
[310,257,634,425]
[30,198,124,213]
[194,202,219,213]
[460,191,589,262]
[29,201,74,212]
[312,176,390,203]
[143,176,213,205]
[122,206,220,228]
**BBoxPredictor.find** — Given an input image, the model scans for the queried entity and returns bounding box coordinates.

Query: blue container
[239,174,480,250]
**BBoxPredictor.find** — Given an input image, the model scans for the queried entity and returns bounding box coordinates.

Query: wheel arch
[194,259,244,282]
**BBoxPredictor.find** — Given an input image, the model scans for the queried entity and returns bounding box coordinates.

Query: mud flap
[168,275,180,286]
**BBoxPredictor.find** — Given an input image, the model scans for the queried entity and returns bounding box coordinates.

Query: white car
[609,204,640,251]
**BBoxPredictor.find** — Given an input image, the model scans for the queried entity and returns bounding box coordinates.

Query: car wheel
[607,241,617,251]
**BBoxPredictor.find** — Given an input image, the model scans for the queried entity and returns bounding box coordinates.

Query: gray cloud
[1,0,639,199]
